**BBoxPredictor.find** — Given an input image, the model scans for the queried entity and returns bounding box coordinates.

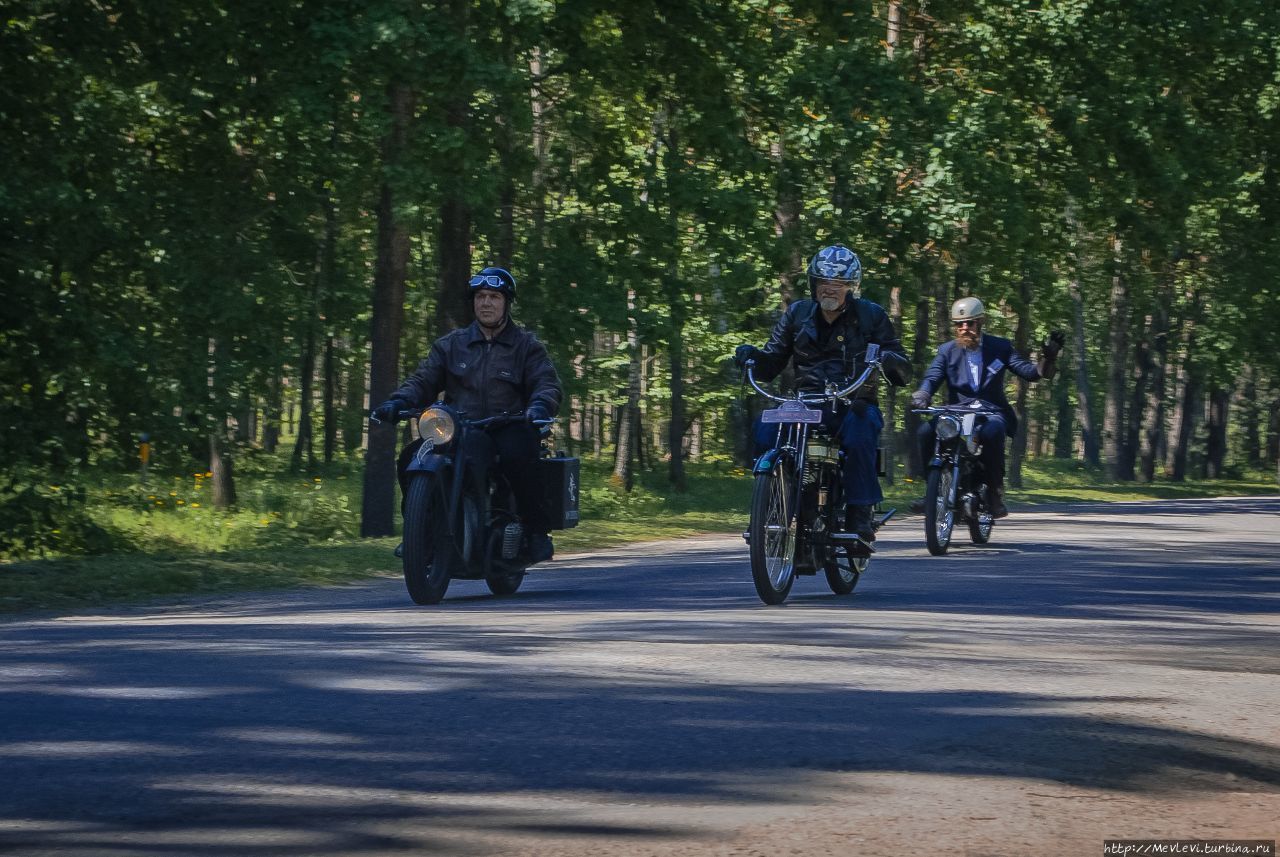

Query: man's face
[814,278,850,312]
[474,289,507,329]
[953,317,983,348]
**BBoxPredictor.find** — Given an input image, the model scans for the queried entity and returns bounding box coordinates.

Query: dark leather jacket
[392,320,562,419]
[752,297,912,404]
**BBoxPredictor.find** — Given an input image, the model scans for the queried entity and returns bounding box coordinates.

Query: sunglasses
[953,319,981,329]
[469,275,507,288]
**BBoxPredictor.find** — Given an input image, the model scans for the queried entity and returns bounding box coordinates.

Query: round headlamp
[417,406,456,445]
[936,415,961,441]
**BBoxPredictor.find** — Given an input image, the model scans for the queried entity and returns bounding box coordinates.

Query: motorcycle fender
[405,447,450,474]
[753,448,788,475]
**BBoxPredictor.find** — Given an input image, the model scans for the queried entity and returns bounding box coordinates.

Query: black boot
[990,484,1008,519]
[845,504,876,541]
[527,532,554,564]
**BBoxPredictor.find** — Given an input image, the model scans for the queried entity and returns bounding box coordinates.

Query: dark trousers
[397,422,550,533]
[753,404,884,506]
[917,414,1008,486]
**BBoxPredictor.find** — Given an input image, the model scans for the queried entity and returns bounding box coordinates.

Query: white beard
[819,296,843,312]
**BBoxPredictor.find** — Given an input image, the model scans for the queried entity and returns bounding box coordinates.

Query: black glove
[525,403,552,424]
[734,344,762,368]
[1042,330,1066,359]
[911,390,932,410]
[848,398,869,418]
[370,398,405,424]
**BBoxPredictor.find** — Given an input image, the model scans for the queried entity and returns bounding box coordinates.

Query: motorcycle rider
[910,297,1064,518]
[370,266,563,563]
[734,244,912,543]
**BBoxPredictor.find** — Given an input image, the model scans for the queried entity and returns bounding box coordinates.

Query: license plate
[761,401,823,424]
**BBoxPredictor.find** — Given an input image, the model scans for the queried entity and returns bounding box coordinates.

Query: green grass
[1,454,1275,614]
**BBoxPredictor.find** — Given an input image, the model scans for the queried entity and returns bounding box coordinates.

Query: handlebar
[744,343,884,406]
[912,405,1002,418]
[371,408,555,429]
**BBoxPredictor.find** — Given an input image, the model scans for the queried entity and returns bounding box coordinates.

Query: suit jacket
[918,334,1041,436]
[752,297,912,404]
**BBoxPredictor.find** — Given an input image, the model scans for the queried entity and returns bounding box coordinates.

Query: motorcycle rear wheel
[924,466,954,556]
[749,464,796,605]
[403,474,453,604]
[824,554,866,595]
[968,506,994,544]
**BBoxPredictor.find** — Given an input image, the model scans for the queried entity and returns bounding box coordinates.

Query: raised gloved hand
[525,403,552,424]
[910,390,932,410]
[1042,329,1066,359]
[734,344,762,368]
[370,398,405,424]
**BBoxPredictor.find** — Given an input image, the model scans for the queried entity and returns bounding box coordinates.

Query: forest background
[4,0,1280,562]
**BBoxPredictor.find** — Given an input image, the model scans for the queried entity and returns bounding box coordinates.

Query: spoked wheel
[824,552,866,595]
[749,463,796,605]
[402,474,454,604]
[924,466,955,556]
[968,500,994,545]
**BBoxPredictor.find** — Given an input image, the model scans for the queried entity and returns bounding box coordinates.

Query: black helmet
[468,266,516,303]
[806,244,863,297]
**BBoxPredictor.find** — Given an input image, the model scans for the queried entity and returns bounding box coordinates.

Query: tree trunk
[612,292,641,490]
[662,117,687,492]
[1122,329,1149,481]
[210,427,236,508]
[1138,285,1171,482]
[1008,275,1032,488]
[360,82,414,538]
[1068,274,1100,465]
[1165,313,1197,481]
[771,140,802,310]
[906,275,932,478]
[1053,370,1073,458]
[881,284,904,485]
[344,344,366,453]
[323,335,336,465]
[291,282,316,472]
[263,366,282,454]
[1102,236,1129,479]
[1240,365,1261,468]
[1205,386,1229,478]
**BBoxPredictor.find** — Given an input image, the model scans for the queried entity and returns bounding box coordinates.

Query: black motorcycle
[913,403,1000,556]
[376,405,579,605]
[742,345,894,605]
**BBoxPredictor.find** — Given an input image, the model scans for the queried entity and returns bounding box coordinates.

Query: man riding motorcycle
[910,297,1064,518]
[370,266,563,563]
[734,244,912,542]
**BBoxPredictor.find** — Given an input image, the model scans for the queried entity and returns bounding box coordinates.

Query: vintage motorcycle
[375,405,579,605]
[913,402,1001,556]
[742,344,895,605]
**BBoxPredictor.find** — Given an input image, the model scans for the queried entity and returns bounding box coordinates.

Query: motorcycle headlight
[936,415,960,441]
[417,406,456,445]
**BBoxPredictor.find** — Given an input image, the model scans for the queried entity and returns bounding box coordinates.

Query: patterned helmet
[468,266,517,303]
[806,244,863,297]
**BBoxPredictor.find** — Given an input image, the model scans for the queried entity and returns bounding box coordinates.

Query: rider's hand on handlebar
[734,344,762,368]
[911,390,931,410]
[525,403,551,424]
[1042,329,1066,359]
[370,398,405,424]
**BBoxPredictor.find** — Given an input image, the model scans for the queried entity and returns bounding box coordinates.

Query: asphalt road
[2,497,1278,857]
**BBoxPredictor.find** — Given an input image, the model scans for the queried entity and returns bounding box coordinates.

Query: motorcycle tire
[402,473,453,604]
[968,509,993,544]
[824,554,866,595]
[924,466,954,556]
[486,573,524,596]
[749,463,796,605]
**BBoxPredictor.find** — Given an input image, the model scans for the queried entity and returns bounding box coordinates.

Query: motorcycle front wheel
[924,466,955,556]
[403,473,454,604]
[749,463,796,605]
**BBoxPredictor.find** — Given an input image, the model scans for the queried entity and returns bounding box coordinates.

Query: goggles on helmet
[469,275,507,289]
